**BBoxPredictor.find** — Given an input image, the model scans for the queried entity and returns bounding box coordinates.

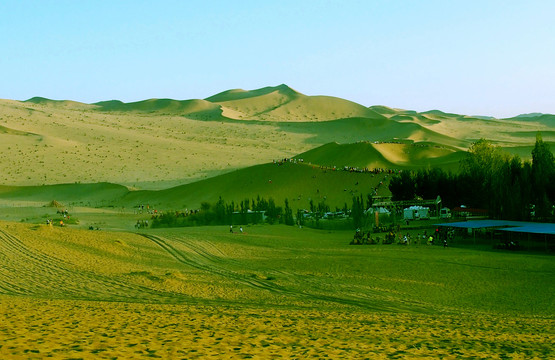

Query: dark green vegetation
[389,135,555,221]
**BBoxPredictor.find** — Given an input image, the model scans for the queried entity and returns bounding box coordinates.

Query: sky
[1,0,554,118]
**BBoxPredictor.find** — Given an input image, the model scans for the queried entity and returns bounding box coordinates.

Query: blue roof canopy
[436,220,555,235]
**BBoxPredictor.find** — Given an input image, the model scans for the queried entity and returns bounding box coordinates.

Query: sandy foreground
[0,221,553,359]
[1,297,553,359]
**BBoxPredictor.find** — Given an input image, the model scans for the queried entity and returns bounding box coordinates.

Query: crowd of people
[44,208,72,227]
[274,157,401,175]
[272,157,398,198]
[350,228,449,247]
[135,219,149,229]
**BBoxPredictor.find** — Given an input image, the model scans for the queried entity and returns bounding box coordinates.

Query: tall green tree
[459,139,507,209]
[284,198,294,226]
[351,196,363,229]
[389,170,415,201]
[491,155,527,219]
[531,133,555,220]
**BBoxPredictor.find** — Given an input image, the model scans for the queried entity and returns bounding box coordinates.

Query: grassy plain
[0,222,553,358]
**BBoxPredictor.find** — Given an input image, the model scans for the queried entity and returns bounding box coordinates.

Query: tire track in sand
[140,233,433,312]
[0,229,189,303]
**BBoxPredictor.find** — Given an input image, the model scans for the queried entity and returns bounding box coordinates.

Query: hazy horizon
[2,0,554,118]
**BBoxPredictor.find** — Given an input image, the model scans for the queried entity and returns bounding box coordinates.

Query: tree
[491,155,525,219]
[459,139,507,209]
[351,196,361,229]
[366,193,373,210]
[296,209,305,226]
[266,198,281,224]
[284,198,294,225]
[389,170,415,201]
[214,197,226,223]
[351,195,366,229]
[531,133,555,220]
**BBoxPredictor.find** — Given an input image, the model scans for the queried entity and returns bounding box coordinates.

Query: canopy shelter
[498,223,555,235]
[435,220,536,229]
[435,220,555,251]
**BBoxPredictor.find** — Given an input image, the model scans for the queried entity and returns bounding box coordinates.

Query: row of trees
[389,135,555,221]
[151,196,291,228]
[151,193,376,229]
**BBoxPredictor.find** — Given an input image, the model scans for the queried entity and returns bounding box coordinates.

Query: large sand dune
[0,85,553,189]
[297,141,465,172]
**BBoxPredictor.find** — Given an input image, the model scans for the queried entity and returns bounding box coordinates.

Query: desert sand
[3,297,552,359]
[1,86,554,358]
[0,221,553,358]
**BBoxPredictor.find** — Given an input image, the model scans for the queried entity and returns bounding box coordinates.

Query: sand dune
[206,84,301,102]
[207,85,383,121]
[295,141,464,172]
[0,98,312,187]
[1,85,553,187]
[2,296,552,359]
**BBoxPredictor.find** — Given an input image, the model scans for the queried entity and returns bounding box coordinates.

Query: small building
[365,207,391,215]
[440,207,451,219]
[366,207,392,227]
[404,206,429,220]
[232,210,265,224]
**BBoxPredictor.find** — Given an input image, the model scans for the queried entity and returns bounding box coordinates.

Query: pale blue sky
[1,0,553,118]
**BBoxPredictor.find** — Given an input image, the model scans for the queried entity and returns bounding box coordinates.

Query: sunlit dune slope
[206,84,302,102]
[296,142,465,171]
[206,84,384,121]
[0,161,390,211]
[124,161,391,210]
[93,98,226,119]
[0,97,313,187]
[1,85,553,187]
